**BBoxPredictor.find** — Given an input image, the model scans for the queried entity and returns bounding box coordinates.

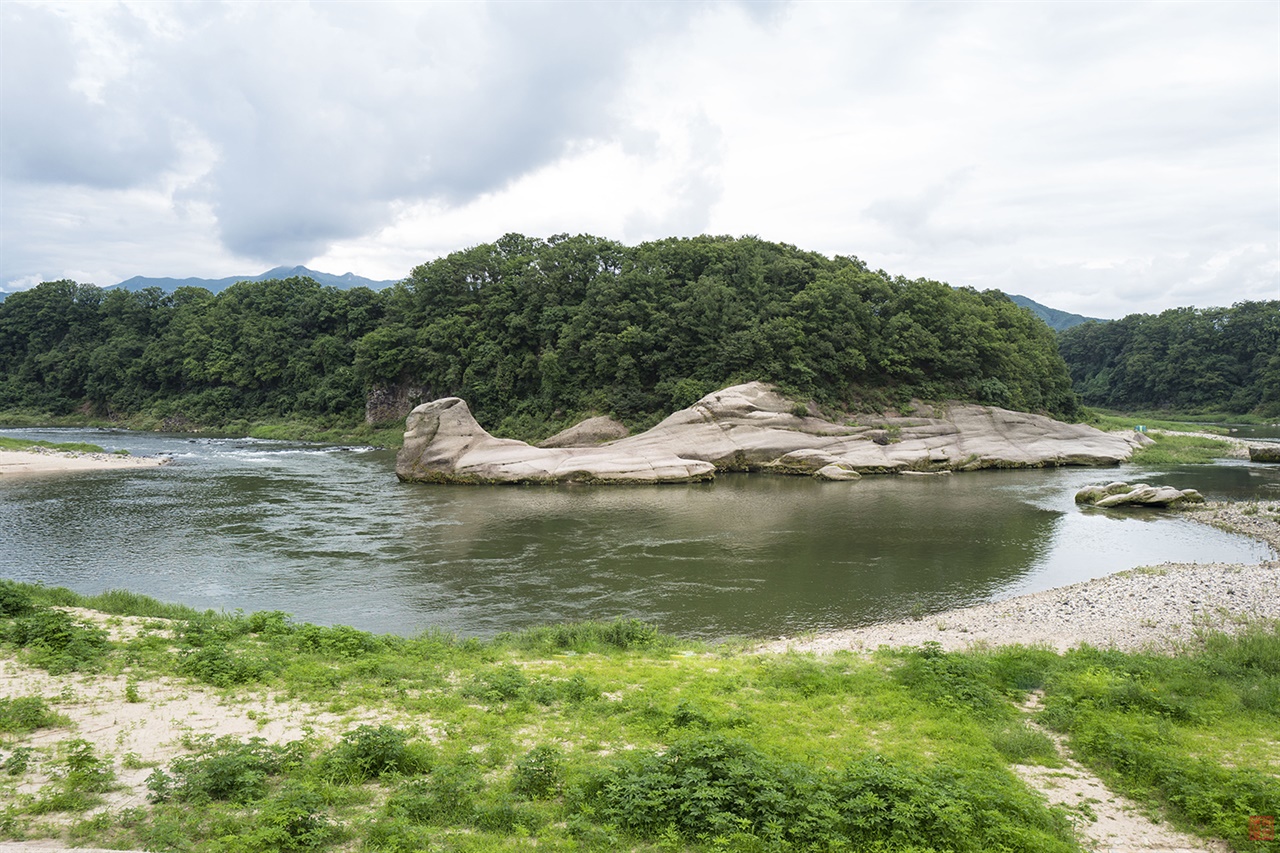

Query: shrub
[465,664,529,703]
[512,745,563,799]
[293,623,382,658]
[177,642,268,687]
[318,725,432,784]
[584,734,1075,851]
[0,580,36,617]
[894,641,1003,717]
[382,760,481,825]
[147,736,289,804]
[0,695,65,734]
[501,619,665,653]
[3,608,109,673]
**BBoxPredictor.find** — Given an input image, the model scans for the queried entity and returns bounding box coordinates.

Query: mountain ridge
[109,265,399,293]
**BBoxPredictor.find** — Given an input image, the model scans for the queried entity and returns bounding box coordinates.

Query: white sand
[0,448,169,476]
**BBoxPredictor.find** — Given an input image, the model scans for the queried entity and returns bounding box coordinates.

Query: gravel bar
[760,501,1280,655]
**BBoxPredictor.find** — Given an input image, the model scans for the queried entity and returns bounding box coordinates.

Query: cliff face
[395,382,1149,485]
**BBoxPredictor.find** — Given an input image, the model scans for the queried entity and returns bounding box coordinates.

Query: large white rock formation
[396,382,1150,485]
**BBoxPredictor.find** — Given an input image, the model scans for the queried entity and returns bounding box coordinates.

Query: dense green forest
[0,234,1082,435]
[1057,302,1280,418]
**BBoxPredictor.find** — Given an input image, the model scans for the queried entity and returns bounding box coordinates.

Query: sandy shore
[0,447,170,476]
[761,501,1280,655]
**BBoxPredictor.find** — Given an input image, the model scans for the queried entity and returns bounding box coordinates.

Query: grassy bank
[0,437,112,455]
[1082,409,1240,464]
[2,581,1276,852]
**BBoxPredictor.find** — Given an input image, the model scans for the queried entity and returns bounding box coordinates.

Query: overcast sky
[2,0,1276,318]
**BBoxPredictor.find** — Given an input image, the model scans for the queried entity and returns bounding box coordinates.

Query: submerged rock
[397,382,1149,485]
[1075,481,1206,508]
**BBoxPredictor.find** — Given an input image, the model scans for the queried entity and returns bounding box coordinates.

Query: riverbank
[0,447,170,477]
[1,502,1276,852]
[761,500,1280,655]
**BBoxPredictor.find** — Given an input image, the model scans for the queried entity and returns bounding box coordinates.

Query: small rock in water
[1075,481,1202,508]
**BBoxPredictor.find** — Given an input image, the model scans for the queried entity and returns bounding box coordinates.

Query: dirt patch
[1012,693,1229,853]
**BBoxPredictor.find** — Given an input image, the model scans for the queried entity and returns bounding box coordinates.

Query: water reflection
[1,428,1275,638]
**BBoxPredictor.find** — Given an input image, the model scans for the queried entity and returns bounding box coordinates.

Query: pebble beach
[761,501,1280,654]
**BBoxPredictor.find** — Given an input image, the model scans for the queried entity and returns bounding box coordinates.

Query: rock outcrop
[1248,444,1280,463]
[396,382,1151,485]
[537,416,629,448]
[1074,481,1206,508]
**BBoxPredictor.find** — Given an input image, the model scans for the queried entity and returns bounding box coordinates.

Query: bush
[382,760,481,825]
[318,725,433,784]
[0,580,36,617]
[148,736,289,804]
[3,608,109,673]
[177,642,268,687]
[584,733,1075,851]
[894,641,1003,717]
[0,695,65,734]
[512,745,563,799]
[501,619,665,653]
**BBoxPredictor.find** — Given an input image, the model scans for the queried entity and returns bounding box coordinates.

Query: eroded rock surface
[1075,481,1206,508]
[396,382,1149,485]
[537,416,629,448]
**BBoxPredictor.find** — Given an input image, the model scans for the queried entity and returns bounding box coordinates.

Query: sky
[1,1,1277,319]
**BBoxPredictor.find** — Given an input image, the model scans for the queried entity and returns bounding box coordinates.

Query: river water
[2,427,1276,639]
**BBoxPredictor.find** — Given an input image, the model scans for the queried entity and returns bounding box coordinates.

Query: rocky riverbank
[760,501,1280,655]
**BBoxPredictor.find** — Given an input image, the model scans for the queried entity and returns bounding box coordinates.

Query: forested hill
[0,234,1080,435]
[1057,302,1280,417]
[1007,295,1102,331]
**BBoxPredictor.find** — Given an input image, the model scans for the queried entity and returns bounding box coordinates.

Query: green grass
[1,584,1276,851]
[1083,406,1280,430]
[1130,433,1236,464]
[0,436,110,454]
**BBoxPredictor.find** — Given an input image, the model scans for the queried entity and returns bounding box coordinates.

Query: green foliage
[498,618,667,653]
[29,738,115,814]
[894,641,1004,718]
[381,758,481,824]
[987,720,1060,765]
[1039,624,1280,849]
[0,436,107,453]
[2,607,109,673]
[148,736,291,804]
[512,745,563,799]
[1059,301,1280,417]
[585,733,1074,851]
[0,237,1084,437]
[292,623,384,658]
[1130,433,1235,464]
[0,579,36,618]
[317,725,433,783]
[0,695,65,733]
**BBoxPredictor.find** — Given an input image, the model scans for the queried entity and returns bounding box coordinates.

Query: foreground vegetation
[1,581,1276,852]
[0,235,1080,441]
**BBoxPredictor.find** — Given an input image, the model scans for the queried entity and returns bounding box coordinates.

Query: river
[2,427,1276,639]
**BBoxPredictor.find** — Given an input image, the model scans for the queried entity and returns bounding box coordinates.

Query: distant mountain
[1007,294,1105,331]
[109,265,400,294]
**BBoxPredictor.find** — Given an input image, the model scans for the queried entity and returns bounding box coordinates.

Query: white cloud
[1,0,1276,316]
